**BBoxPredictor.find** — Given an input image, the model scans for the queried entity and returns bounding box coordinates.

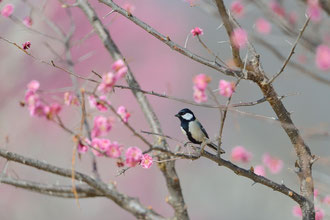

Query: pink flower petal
[231,146,252,163]
[141,154,153,169]
[1,4,14,17]
[219,80,235,97]
[254,165,266,177]
[255,18,271,35]
[231,1,244,18]
[125,146,142,167]
[231,28,248,48]
[315,44,330,71]
[191,27,203,37]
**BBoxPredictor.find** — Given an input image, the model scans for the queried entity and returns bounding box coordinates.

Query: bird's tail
[207,142,225,154]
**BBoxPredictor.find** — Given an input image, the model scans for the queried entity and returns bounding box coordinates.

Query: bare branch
[0,176,103,198]
[0,149,165,220]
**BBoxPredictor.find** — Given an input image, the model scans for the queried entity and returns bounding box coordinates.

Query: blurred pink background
[0,0,330,219]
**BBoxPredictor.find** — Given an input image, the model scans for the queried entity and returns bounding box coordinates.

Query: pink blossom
[44,103,61,120]
[219,80,235,98]
[292,205,302,217]
[254,165,266,177]
[88,95,109,112]
[307,0,321,22]
[98,72,117,94]
[117,106,131,123]
[22,41,31,50]
[78,138,90,154]
[193,74,211,91]
[91,138,111,157]
[125,146,142,167]
[231,1,244,18]
[141,154,153,169]
[191,27,203,37]
[231,146,252,163]
[112,59,128,79]
[270,1,285,17]
[112,59,125,71]
[262,153,283,174]
[25,90,40,108]
[316,209,325,220]
[64,92,79,106]
[123,3,135,13]
[255,18,271,35]
[231,28,248,48]
[27,80,40,92]
[29,103,47,117]
[1,4,14,17]
[107,141,122,158]
[315,44,330,71]
[323,195,330,204]
[23,16,32,27]
[193,87,207,103]
[92,116,113,138]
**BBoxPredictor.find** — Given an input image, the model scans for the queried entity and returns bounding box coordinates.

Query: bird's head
[175,108,195,122]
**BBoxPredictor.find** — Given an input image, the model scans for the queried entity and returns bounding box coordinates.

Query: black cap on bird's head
[175,108,195,121]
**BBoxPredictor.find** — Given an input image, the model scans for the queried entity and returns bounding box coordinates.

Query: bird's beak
[175,113,180,118]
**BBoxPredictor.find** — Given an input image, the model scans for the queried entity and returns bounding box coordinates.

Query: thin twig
[267,17,311,84]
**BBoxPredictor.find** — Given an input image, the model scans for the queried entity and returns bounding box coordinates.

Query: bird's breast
[188,122,206,142]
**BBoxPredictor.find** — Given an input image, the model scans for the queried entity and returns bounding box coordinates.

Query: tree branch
[76,0,189,219]
[0,149,165,220]
[0,176,103,198]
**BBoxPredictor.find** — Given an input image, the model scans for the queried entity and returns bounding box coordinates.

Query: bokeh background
[0,0,329,219]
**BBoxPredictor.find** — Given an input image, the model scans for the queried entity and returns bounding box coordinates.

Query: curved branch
[0,149,165,220]
[0,176,103,198]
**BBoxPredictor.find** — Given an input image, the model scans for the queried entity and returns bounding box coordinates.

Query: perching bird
[175,108,225,153]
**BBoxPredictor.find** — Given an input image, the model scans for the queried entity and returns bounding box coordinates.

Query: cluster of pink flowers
[91,115,113,138]
[88,95,110,112]
[307,0,322,22]
[230,1,244,18]
[231,28,248,48]
[219,80,235,97]
[315,44,330,71]
[98,59,128,94]
[117,106,131,123]
[262,153,283,174]
[91,138,122,158]
[1,4,14,17]
[125,147,153,168]
[255,18,271,35]
[231,146,252,163]
[24,80,61,119]
[191,27,203,37]
[193,74,210,103]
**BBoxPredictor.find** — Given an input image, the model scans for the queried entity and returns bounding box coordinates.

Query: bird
[175,108,225,154]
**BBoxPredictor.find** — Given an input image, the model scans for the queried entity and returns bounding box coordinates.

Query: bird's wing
[196,120,209,139]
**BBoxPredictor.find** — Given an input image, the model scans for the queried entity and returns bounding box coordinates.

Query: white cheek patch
[182,113,193,120]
